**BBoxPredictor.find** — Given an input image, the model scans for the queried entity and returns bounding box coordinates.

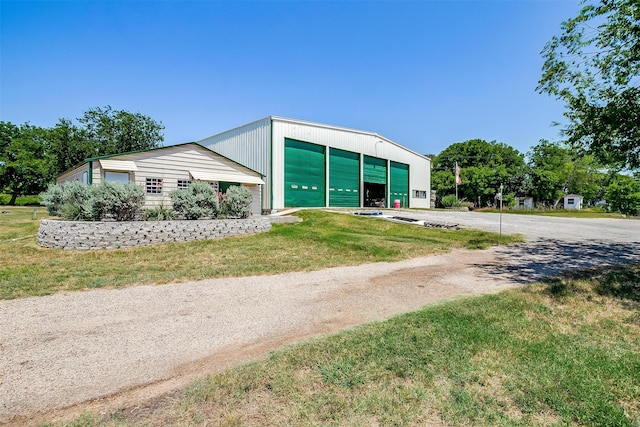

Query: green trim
[269,118,274,212]
[88,161,93,185]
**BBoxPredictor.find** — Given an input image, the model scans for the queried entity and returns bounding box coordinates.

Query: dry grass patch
[51,262,640,426]
[1,209,520,299]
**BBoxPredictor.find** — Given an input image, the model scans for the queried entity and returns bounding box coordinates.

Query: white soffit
[189,170,265,185]
[99,159,138,171]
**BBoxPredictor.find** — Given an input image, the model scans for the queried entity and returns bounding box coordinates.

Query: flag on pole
[455,164,461,185]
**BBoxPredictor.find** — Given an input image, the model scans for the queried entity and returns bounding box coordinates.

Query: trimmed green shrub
[92,181,145,221]
[39,184,65,216]
[170,182,219,220]
[142,205,174,221]
[41,181,96,220]
[223,185,253,218]
[40,181,145,221]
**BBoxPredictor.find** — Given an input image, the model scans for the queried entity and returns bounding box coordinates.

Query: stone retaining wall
[37,218,272,250]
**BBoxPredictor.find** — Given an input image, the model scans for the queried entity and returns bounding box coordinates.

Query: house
[563,194,583,210]
[198,116,431,212]
[56,143,265,215]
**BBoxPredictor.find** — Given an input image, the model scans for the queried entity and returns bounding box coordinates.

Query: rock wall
[37,218,272,250]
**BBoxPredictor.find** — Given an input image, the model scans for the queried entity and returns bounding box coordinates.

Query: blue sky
[1,0,580,157]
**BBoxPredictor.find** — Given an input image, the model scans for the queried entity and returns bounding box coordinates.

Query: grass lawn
[474,207,633,219]
[0,194,41,206]
[0,207,521,300]
[51,263,640,426]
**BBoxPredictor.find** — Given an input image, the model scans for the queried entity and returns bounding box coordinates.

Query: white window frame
[104,171,130,183]
[146,177,163,194]
[177,179,191,190]
[413,190,427,199]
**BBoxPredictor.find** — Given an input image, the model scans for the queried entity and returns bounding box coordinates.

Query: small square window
[177,179,191,190]
[146,177,163,194]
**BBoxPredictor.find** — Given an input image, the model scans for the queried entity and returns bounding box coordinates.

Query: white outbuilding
[563,194,584,210]
[198,116,431,213]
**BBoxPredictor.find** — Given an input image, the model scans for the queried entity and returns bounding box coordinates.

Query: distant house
[563,194,583,210]
[56,143,265,215]
[515,196,534,209]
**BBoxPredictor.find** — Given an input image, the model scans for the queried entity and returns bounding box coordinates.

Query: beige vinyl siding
[57,163,89,184]
[55,144,264,215]
[115,145,259,210]
[71,145,263,214]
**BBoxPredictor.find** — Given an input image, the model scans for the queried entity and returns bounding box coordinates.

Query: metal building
[198,116,431,213]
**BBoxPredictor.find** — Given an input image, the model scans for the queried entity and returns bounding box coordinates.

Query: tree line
[435,0,640,215]
[2,1,639,213]
[0,106,163,205]
[430,138,640,215]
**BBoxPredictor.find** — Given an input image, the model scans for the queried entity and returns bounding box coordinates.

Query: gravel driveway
[1,211,638,426]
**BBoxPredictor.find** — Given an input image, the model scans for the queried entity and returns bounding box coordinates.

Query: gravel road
[1,211,638,426]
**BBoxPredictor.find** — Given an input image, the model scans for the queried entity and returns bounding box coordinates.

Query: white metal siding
[410,159,431,209]
[271,118,431,210]
[198,116,431,211]
[198,117,271,211]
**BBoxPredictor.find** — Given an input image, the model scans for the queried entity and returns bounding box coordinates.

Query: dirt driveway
[1,212,638,426]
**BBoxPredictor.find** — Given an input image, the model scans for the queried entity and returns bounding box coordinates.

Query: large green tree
[538,0,640,170]
[49,106,164,176]
[1,107,164,204]
[432,139,528,207]
[78,106,164,156]
[0,122,54,205]
[48,118,94,177]
[605,175,640,215]
[528,139,606,207]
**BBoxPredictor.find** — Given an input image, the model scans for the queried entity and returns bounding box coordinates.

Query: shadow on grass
[541,264,640,303]
[476,239,640,296]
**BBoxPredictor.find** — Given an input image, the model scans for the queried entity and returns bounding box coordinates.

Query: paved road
[390,209,639,242]
[0,211,638,426]
[395,210,640,280]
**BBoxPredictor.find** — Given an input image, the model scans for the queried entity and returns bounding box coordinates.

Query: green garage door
[363,155,387,207]
[329,148,360,207]
[363,155,387,184]
[284,138,326,207]
[390,161,409,208]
